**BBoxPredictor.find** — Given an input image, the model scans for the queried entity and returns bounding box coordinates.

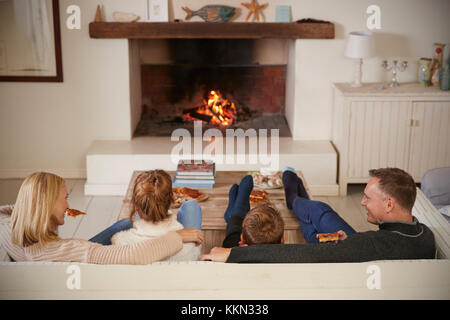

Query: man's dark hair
[369,168,417,212]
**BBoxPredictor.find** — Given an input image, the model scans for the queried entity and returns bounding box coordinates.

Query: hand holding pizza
[337,230,347,241]
[316,230,347,243]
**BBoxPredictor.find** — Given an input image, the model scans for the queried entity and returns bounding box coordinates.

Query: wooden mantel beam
[89,22,334,40]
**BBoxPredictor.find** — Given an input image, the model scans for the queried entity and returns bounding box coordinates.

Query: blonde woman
[3,172,203,264]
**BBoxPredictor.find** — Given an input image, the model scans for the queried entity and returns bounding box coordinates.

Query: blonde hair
[11,172,64,247]
[131,170,173,223]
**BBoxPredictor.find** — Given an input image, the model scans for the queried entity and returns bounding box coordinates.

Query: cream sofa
[0,189,449,300]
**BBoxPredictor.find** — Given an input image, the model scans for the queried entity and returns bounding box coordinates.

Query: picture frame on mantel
[148,0,169,22]
[0,0,63,82]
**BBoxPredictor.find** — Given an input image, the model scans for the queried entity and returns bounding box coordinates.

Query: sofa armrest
[413,188,450,259]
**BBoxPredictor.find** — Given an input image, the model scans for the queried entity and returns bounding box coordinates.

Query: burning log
[188,111,213,122]
[183,90,238,127]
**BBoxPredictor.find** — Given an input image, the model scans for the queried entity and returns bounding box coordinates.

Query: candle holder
[382,60,408,87]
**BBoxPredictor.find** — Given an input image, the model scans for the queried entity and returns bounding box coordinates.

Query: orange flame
[186,90,237,126]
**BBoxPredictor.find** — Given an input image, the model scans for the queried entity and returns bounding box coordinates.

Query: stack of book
[172,160,215,189]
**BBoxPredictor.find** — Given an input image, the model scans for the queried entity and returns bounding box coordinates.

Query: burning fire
[185,90,237,126]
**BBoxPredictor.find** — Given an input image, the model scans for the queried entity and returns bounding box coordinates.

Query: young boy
[222,175,285,248]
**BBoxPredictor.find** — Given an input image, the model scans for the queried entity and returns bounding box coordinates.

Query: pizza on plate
[65,208,86,219]
[317,232,340,243]
[172,187,207,208]
[249,171,283,189]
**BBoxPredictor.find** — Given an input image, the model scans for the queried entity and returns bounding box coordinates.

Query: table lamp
[344,31,375,87]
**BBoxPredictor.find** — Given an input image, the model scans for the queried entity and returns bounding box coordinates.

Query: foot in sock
[296,174,309,200]
[282,170,299,209]
[224,184,239,223]
[229,175,253,219]
[282,170,310,209]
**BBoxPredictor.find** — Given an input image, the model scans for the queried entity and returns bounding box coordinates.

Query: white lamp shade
[344,31,375,59]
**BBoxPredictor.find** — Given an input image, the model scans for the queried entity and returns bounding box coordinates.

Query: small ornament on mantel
[182,5,236,22]
[94,4,105,22]
[241,0,268,22]
[112,12,140,22]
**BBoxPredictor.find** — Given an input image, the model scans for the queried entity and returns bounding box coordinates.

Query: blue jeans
[292,197,356,243]
[89,200,203,245]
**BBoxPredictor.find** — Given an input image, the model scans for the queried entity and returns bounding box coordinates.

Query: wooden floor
[0,178,377,248]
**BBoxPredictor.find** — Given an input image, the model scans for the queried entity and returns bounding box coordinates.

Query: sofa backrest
[0,259,449,299]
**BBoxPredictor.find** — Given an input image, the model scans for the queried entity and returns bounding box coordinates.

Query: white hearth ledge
[85,137,338,196]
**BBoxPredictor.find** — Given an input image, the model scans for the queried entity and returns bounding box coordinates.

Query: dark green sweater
[226,217,436,263]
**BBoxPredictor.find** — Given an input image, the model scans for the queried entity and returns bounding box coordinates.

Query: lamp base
[350,58,363,88]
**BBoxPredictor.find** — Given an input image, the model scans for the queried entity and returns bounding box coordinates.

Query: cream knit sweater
[0,207,183,264]
[111,213,202,261]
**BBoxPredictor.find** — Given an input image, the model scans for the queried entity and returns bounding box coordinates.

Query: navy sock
[282,171,299,209]
[297,175,310,200]
[282,171,311,210]
[224,184,239,223]
[229,175,253,219]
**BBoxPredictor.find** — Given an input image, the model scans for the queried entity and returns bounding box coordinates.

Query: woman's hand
[200,247,232,262]
[176,228,204,246]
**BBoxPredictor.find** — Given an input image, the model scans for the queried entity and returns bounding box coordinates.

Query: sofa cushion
[421,167,450,209]
[0,205,26,262]
[439,205,450,223]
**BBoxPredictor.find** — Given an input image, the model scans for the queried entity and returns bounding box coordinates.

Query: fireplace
[85,24,339,197]
[133,39,291,137]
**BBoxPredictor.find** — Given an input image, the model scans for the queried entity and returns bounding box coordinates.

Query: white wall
[0,0,138,177]
[289,0,450,139]
[0,0,449,177]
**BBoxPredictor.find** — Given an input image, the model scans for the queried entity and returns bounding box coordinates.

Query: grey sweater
[227,217,436,263]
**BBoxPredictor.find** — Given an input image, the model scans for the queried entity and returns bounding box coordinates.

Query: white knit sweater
[111,213,202,261]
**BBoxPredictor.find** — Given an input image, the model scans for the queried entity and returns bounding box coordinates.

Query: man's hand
[176,228,204,246]
[337,230,347,241]
[200,247,232,262]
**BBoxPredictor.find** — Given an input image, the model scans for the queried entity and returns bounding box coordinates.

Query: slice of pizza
[65,208,86,219]
[181,187,203,200]
[250,189,269,204]
[317,232,340,243]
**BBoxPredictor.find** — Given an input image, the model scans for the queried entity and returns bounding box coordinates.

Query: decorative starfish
[241,0,268,22]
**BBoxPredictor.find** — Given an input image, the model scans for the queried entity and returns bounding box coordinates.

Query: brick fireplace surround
[85,22,338,196]
[136,63,290,137]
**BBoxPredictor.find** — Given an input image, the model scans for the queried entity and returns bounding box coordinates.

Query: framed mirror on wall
[0,0,63,82]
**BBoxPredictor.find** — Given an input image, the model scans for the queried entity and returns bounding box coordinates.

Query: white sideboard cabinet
[332,82,450,196]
